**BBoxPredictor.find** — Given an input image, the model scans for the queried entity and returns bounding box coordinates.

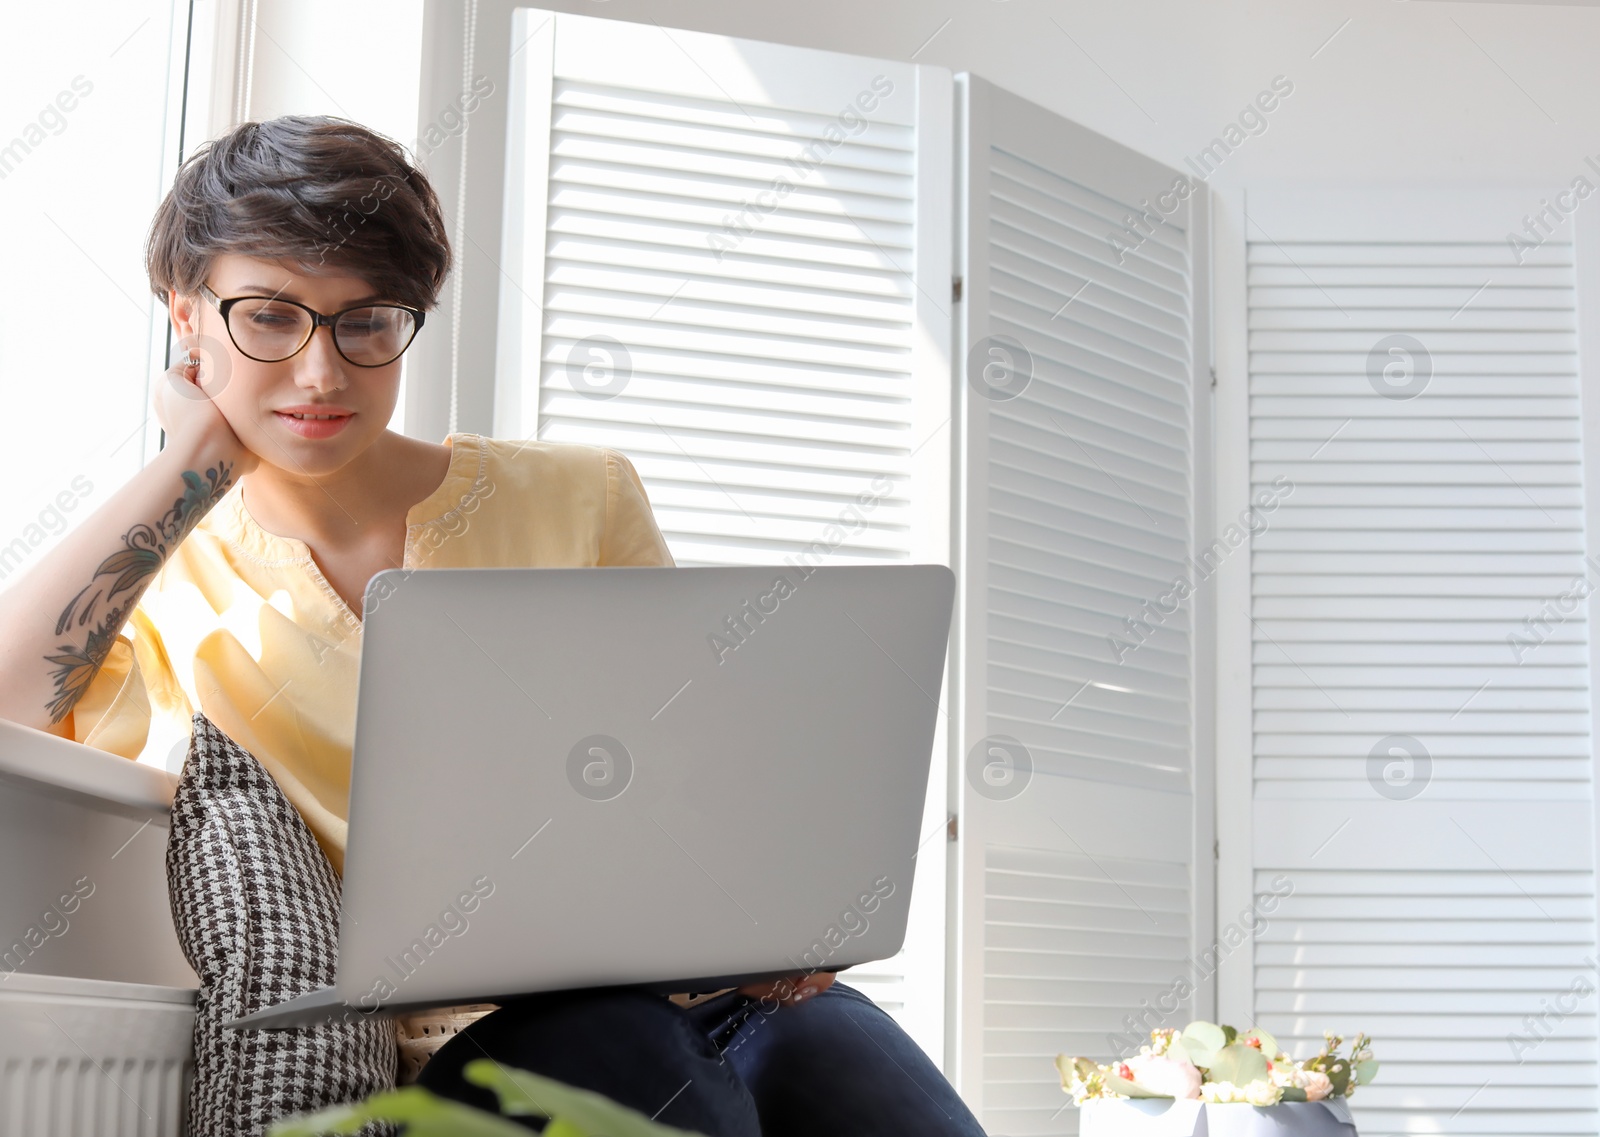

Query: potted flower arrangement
[1058,1022,1377,1137]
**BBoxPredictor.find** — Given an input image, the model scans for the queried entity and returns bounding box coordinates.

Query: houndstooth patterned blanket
[166,712,397,1136]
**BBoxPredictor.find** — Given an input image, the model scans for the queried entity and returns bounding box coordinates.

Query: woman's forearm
[0,437,240,737]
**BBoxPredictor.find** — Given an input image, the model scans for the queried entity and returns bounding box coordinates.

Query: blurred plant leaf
[267,1086,529,1136]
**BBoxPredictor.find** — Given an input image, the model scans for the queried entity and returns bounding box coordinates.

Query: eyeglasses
[199,282,425,368]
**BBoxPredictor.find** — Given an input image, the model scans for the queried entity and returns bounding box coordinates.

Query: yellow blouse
[66,435,675,876]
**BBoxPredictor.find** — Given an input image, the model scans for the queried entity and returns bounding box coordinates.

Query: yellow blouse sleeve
[65,621,152,760]
[600,449,676,568]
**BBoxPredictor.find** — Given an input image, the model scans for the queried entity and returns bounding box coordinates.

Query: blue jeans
[416,981,987,1135]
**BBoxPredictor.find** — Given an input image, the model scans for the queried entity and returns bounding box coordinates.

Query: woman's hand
[154,337,260,477]
[737,971,836,1008]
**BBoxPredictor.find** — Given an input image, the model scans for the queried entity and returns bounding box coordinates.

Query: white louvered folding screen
[493,9,954,1058]
[499,12,949,566]
[956,74,1212,1134]
[1242,186,1599,1137]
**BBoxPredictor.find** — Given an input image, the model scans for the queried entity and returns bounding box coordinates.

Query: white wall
[243,0,424,150]
[246,0,1600,192]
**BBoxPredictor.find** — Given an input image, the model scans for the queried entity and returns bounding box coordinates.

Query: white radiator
[0,719,200,1137]
[0,972,194,1137]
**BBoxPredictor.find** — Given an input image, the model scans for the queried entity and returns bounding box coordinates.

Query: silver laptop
[228,563,955,1028]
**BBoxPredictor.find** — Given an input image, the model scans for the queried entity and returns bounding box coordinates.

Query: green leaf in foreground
[465,1060,711,1136]
[266,1085,529,1137]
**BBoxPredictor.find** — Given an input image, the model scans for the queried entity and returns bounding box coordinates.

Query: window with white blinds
[1245,194,1598,1137]
[493,9,953,1057]
[956,75,1210,1135]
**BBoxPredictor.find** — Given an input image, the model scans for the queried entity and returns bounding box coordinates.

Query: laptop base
[224,966,838,1030]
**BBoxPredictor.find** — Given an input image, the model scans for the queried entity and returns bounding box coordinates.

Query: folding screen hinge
[953,277,963,303]
[947,813,959,842]
[1210,366,1217,390]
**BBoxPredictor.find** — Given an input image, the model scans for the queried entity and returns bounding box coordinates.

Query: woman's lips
[274,410,353,439]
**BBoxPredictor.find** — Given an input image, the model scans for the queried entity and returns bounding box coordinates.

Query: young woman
[0,115,984,1136]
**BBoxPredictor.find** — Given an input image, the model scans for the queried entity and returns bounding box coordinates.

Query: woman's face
[169,253,407,477]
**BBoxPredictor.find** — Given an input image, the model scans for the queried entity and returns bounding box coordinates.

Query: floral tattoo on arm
[45,462,236,724]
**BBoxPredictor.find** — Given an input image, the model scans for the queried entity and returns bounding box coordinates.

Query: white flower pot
[1080,1098,1358,1137]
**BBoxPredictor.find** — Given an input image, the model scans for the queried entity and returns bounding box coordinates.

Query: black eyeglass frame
[198,282,426,368]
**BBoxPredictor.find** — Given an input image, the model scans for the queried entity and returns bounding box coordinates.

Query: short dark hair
[146,115,452,312]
